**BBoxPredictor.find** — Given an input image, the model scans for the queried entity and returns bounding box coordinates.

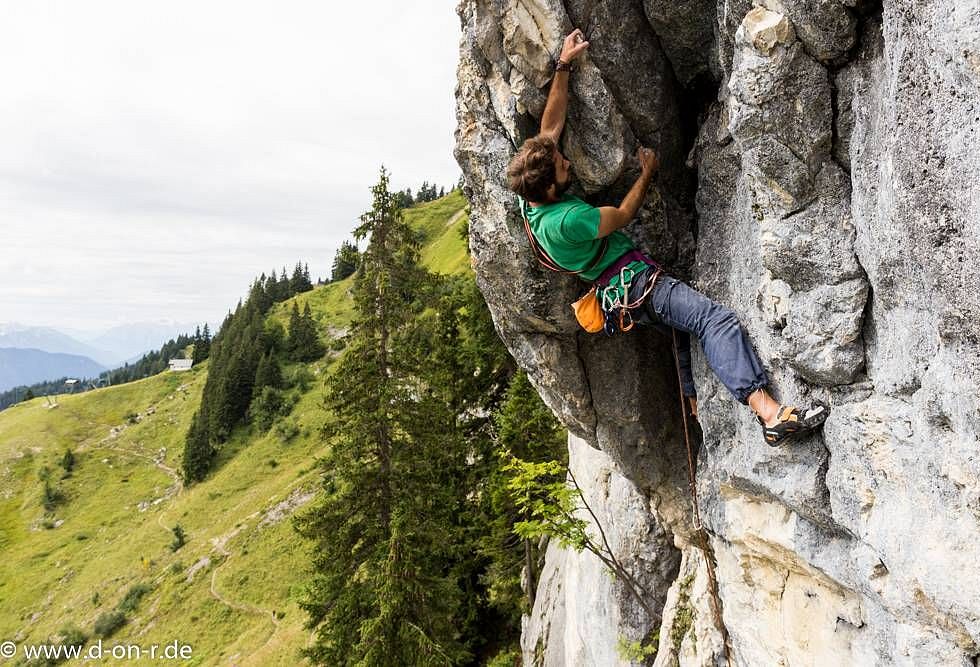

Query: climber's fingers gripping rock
[636,146,660,175]
[559,28,589,64]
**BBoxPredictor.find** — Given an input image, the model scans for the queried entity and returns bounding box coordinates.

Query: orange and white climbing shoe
[759,401,830,446]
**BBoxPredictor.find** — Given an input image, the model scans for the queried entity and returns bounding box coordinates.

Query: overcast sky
[0,1,462,333]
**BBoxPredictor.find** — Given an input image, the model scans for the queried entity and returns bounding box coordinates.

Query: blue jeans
[624,268,769,404]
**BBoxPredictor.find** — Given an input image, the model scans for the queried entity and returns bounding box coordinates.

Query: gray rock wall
[455,0,980,664]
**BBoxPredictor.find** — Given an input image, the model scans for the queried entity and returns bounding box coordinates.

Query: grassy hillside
[0,192,469,666]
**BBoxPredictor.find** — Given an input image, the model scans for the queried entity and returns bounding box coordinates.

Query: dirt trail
[81,411,317,663]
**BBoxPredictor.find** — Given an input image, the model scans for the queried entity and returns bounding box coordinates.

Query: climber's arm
[597,147,658,238]
[539,29,590,142]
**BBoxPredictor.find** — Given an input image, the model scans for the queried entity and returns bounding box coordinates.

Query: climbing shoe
[759,401,830,446]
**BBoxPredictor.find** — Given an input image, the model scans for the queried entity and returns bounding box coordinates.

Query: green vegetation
[295,168,480,664]
[116,582,153,614]
[505,455,656,619]
[59,448,75,476]
[330,240,359,282]
[477,372,566,622]
[192,323,213,365]
[170,524,186,552]
[285,303,324,362]
[0,183,565,665]
[670,573,697,652]
[92,610,126,638]
[617,633,659,663]
[293,171,571,665]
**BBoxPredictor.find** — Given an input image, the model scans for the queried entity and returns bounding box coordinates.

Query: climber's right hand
[559,29,590,63]
[637,146,659,175]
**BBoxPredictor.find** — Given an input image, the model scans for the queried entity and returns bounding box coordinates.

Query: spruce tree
[285,303,303,358]
[331,240,360,282]
[295,167,467,665]
[480,371,565,617]
[286,302,324,362]
[254,350,282,390]
[249,277,274,314]
[290,262,313,294]
[182,407,215,483]
[200,323,212,359]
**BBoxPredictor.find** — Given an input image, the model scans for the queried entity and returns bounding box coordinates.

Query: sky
[0,0,462,333]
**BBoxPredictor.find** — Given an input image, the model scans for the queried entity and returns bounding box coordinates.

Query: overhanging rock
[455,0,980,664]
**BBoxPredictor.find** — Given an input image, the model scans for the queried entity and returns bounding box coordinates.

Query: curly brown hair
[506,135,557,202]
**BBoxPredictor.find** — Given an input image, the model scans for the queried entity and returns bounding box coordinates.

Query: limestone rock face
[455,0,980,664]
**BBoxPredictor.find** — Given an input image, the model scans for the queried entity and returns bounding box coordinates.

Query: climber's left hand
[559,29,590,64]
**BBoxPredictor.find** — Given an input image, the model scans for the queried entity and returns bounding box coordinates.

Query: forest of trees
[392,180,448,209]
[330,240,360,282]
[292,168,566,665]
[101,332,197,385]
[181,264,321,482]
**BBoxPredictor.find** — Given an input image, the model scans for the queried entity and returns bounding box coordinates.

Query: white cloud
[0,0,462,330]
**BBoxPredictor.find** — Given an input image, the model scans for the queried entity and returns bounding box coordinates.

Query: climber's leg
[631,272,829,443]
[626,269,697,399]
[644,276,768,405]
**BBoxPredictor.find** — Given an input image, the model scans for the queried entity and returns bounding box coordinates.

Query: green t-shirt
[524,194,648,307]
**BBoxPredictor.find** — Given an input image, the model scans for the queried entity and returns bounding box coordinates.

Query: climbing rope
[671,326,735,667]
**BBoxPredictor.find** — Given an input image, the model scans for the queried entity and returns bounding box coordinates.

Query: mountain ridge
[0,347,107,393]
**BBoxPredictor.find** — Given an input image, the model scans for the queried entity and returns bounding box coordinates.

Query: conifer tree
[254,350,282,390]
[249,277,274,314]
[286,302,324,362]
[194,322,211,363]
[295,167,468,665]
[182,406,215,483]
[480,372,565,616]
[289,262,313,294]
[331,240,360,282]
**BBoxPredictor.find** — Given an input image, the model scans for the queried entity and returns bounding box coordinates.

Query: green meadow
[0,193,469,666]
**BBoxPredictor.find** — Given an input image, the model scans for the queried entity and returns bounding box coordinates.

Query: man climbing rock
[505,29,828,445]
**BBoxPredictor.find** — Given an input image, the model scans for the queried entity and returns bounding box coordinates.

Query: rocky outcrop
[456,0,980,665]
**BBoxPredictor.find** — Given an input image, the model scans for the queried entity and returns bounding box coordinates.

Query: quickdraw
[599,265,661,336]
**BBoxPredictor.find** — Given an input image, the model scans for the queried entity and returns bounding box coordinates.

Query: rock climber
[505,28,828,445]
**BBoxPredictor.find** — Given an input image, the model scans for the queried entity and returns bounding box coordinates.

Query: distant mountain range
[0,322,201,366]
[0,324,114,366]
[0,348,107,392]
[0,321,203,391]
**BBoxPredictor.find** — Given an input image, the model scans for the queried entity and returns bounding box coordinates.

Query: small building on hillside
[168,359,193,372]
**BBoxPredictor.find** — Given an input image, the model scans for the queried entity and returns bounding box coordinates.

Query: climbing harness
[598,264,660,336]
[671,328,734,667]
